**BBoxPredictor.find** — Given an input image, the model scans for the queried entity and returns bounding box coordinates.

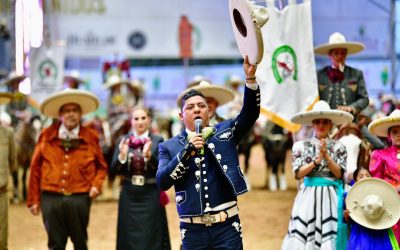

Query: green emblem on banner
[38,59,58,80]
[271,45,298,84]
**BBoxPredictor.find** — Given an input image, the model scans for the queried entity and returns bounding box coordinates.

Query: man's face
[179,95,209,131]
[59,103,82,130]
[131,109,150,135]
[328,48,347,68]
[206,97,219,119]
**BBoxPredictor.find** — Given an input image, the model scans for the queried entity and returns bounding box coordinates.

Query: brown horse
[12,115,41,202]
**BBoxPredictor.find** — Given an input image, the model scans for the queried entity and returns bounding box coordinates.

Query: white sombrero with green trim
[291,100,354,125]
[40,89,99,118]
[368,109,400,137]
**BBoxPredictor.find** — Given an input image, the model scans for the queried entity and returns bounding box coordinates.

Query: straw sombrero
[0,92,12,105]
[40,89,99,118]
[177,81,234,107]
[188,75,209,88]
[346,178,400,230]
[226,75,244,87]
[368,109,400,137]
[229,0,269,65]
[314,32,365,55]
[103,74,130,89]
[291,100,354,125]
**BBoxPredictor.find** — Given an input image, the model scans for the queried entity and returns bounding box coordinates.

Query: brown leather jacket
[27,122,108,207]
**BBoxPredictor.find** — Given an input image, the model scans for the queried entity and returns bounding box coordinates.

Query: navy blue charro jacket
[156,85,260,218]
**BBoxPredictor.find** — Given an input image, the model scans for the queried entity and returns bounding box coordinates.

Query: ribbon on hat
[187,127,215,155]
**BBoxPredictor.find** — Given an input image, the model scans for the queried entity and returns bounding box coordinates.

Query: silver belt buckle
[131,175,145,186]
[201,213,217,226]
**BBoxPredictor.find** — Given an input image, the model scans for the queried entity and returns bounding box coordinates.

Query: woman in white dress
[282,100,353,250]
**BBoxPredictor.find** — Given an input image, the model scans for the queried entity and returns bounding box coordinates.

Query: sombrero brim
[40,89,99,118]
[229,0,264,65]
[368,116,400,137]
[1,75,26,86]
[291,110,354,125]
[177,85,235,107]
[314,42,365,55]
[64,75,84,84]
[103,80,131,89]
[346,178,400,230]
[0,93,12,105]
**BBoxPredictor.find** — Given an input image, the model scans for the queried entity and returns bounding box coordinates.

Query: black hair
[180,89,206,110]
[352,166,371,181]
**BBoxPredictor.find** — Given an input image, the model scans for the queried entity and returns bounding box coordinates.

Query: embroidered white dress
[281,137,347,250]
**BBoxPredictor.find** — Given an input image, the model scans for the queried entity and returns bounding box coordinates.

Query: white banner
[256,0,318,132]
[30,44,66,104]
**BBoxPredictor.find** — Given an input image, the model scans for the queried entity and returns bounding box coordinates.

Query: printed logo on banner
[38,59,58,85]
[128,31,146,50]
[271,45,298,84]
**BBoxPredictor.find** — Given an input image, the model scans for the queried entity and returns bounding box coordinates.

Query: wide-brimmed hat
[40,89,99,118]
[64,70,84,88]
[346,178,400,230]
[291,100,354,125]
[226,75,244,87]
[177,81,234,107]
[368,109,400,137]
[187,75,210,88]
[314,32,365,55]
[0,92,12,105]
[0,71,26,87]
[229,0,269,65]
[103,74,130,89]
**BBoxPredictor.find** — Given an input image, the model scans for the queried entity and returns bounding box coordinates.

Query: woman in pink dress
[368,109,400,243]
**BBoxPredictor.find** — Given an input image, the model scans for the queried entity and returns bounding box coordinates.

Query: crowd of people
[0,31,399,250]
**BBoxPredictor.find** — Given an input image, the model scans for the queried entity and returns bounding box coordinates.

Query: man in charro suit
[314,32,384,149]
[156,57,259,249]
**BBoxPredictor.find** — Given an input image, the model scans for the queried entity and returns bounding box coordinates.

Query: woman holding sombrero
[282,100,354,250]
[368,109,400,243]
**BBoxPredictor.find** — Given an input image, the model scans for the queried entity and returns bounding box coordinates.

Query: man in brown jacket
[0,92,16,250]
[27,89,108,250]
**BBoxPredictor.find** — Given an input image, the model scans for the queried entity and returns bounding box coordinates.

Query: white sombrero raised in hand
[291,100,354,125]
[229,0,269,65]
[314,32,365,56]
[346,178,400,230]
[40,89,99,118]
[368,109,400,137]
[177,81,234,108]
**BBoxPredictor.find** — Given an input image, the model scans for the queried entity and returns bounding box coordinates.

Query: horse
[261,122,292,191]
[12,115,41,202]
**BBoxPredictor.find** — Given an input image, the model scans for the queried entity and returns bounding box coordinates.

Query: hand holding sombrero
[229,0,269,65]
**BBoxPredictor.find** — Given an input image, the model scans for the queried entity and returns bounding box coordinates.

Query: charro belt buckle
[201,213,216,226]
[131,175,145,186]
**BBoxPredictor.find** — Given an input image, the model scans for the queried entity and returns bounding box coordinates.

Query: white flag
[256,0,318,132]
[30,43,65,104]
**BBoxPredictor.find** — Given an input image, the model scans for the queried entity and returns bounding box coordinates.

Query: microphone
[194,119,202,134]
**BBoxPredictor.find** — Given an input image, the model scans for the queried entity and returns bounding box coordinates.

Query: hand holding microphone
[190,118,205,150]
